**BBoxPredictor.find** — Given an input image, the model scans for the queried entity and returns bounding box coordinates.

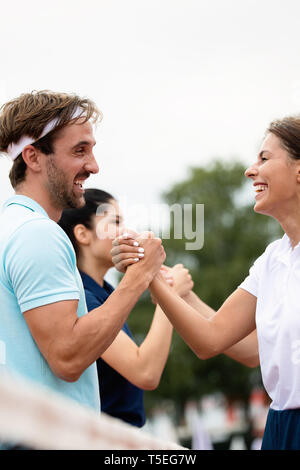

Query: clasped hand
[110,231,193,298]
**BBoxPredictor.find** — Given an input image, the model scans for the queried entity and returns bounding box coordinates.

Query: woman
[112,116,300,449]
[58,188,193,427]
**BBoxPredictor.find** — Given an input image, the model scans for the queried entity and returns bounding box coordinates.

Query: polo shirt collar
[3,195,49,218]
[80,271,114,303]
[276,234,300,266]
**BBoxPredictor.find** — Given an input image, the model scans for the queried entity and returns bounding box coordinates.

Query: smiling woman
[245,117,300,231]
[111,115,300,450]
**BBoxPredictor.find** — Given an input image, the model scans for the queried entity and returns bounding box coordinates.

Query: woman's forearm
[182,291,259,367]
[100,303,173,390]
[149,276,217,359]
[149,276,257,361]
[137,304,173,389]
[181,291,215,319]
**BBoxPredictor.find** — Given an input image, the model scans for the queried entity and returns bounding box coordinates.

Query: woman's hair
[0,90,102,188]
[58,188,115,256]
[267,115,300,160]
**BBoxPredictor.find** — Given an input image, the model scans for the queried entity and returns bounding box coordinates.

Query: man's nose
[85,153,99,175]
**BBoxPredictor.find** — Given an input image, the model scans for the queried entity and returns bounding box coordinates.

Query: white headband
[7,107,84,161]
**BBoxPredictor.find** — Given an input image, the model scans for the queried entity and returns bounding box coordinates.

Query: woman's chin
[253,202,273,218]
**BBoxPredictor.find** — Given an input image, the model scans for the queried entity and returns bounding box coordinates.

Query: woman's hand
[110,231,144,273]
[111,231,166,282]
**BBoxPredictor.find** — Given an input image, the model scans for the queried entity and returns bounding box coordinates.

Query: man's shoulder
[1,201,49,237]
[4,212,63,245]
[1,201,67,241]
[1,206,74,265]
[1,209,77,288]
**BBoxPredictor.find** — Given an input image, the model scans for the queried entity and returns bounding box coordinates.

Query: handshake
[110,230,194,299]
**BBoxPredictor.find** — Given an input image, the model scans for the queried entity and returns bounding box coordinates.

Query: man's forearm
[67,269,151,379]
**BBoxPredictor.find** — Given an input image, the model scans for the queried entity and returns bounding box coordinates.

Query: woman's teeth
[255,184,267,192]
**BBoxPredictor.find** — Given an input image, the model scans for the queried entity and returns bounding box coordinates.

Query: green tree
[127,160,282,413]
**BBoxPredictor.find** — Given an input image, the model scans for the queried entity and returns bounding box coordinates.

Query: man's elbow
[45,337,87,383]
[49,357,83,383]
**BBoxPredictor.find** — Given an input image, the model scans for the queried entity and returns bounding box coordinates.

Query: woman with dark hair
[58,188,193,427]
[112,115,300,448]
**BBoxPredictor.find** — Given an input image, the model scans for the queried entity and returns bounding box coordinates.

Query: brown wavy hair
[267,115,300,160]
[0,90,102,188]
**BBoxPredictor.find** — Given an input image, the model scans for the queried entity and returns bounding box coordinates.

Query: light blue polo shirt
[0,195,100,412]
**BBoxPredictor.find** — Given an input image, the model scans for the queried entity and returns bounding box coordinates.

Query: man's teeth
[74,181,83,188]
[255,185,267,192]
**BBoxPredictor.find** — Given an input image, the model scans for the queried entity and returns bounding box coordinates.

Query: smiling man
[0,91,165,413]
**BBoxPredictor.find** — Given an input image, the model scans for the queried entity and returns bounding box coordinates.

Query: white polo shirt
[239,234,300,411]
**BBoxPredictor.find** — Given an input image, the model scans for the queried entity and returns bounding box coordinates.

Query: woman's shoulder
[249,236,285,272]
[265,236,286,254]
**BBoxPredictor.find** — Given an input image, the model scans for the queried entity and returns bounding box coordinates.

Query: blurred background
[0,0,299,449]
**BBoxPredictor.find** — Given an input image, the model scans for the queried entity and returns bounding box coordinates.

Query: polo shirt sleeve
[4,218,80,313]
[238,251,266,298]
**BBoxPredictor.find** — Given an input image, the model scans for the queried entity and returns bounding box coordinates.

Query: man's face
[45,119,98,210]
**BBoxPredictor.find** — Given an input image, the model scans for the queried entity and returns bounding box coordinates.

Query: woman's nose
[245,163,258,179]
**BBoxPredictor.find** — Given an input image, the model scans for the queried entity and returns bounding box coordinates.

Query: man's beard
[45,155,85,210]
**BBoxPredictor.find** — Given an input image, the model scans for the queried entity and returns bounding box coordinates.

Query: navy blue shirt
[80,271,146,427]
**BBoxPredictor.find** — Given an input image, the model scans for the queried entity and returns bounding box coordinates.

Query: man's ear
[22,145,43,173]
[73,224,91,246]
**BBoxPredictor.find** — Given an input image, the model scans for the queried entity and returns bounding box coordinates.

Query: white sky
[1,0,300,224]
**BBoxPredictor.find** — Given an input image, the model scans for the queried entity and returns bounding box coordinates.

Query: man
[0,90,165,411]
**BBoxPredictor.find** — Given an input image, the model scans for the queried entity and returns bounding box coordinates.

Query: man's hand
[161,264,194,298]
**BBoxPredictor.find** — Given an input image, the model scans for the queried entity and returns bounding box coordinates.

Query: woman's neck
[78,255,109,287]
[275,205,300,248]
[282,222,300,249]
